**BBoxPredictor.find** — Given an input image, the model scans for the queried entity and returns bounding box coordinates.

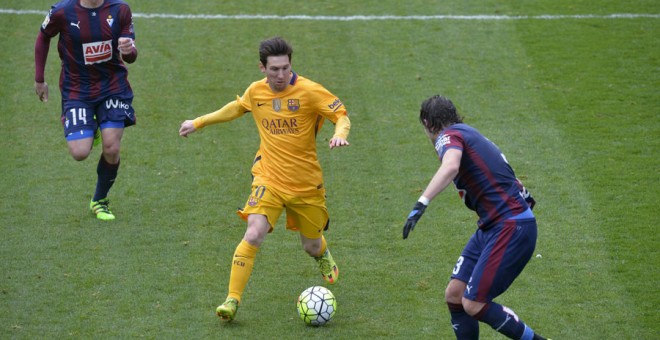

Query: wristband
[418,196,430,206]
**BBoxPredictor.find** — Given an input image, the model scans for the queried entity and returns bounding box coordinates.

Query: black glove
[403,201,427,239]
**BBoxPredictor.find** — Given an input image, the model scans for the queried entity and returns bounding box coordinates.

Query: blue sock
[474,302,536,340]
[93,155,119,201]
[447,302,479,340]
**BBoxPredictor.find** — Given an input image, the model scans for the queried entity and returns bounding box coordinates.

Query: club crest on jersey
[82,40,112,65]
[272,98,281,112]
[287,99,300,112]
[106,15,114,27]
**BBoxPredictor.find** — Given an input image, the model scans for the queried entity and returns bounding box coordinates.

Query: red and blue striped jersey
[40,0,135,101]
[435,123,532,229]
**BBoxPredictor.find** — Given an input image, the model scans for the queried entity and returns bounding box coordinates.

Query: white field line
[1,9,658,20]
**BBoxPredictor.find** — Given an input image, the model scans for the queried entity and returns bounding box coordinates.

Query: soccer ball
[296,286,336,326]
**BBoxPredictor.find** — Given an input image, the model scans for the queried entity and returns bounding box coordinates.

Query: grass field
[1,1,658,339]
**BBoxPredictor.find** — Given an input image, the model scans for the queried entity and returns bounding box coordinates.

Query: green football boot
[216,298,239,321]
[315,249,339,284]
[90,198,115,221]
[93,128,101,147]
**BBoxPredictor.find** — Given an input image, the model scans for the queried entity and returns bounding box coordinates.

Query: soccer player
[402,96,548,340]
[34,0,138,220]
[179,37,351,322]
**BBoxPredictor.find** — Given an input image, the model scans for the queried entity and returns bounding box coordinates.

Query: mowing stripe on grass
[1,9,658,20]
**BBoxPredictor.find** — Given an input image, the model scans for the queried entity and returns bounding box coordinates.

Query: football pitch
[1,1,658,338]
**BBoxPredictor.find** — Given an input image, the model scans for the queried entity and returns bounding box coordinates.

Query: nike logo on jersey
[257,102,266,107]
[70,21,80,29]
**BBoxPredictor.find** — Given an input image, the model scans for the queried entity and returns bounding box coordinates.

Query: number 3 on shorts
[452,256,464,275]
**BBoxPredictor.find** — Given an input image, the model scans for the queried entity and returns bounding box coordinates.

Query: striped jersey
[435,123,532,229]
[40,0,135,101]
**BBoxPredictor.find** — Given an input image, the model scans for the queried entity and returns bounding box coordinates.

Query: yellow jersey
[195,72,350,196]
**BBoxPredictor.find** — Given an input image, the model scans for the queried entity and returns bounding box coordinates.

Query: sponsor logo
[257,102,266,107]
[502,306,520,322]
[435,134,451,151]
[261,118,299,135]
[272,98,281,112]
[105,98,130,110]
[328,98,343,111]
[70,21,80,29]
[41,11,51,29]
[287,99,300,112]
[83,40,112,65]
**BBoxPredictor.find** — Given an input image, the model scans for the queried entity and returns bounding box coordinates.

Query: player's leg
[462,219,546,340]
[218,185,282,321]
[217,214,270,321]
[446,233,482,339]
[288,194,337,284]
[89,125,123,220]
[89,97,135,220]
[62,100,97,161]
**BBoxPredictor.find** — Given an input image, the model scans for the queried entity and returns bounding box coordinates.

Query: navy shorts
[61,96,136,141]
[451,218,537,303]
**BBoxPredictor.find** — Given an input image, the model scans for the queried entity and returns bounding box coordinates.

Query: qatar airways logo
[261,118,300,135]
[82,40,112,65]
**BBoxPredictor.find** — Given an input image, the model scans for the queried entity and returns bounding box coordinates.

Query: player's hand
[35,82,48,102]
[403,201,427,239]
[118,37,135,55]
[329,137,349,149]
[179,120,197,137]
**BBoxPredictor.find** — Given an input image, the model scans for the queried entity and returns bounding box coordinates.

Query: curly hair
[419,95,463,135]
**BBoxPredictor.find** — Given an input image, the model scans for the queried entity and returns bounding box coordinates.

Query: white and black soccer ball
[296,286,336,326]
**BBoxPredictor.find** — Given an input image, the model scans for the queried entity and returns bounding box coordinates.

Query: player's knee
[445,284,463,304]
[462,297,485,316]
[69,148,91,161]
[102,144,120,162]
[243,219,269,246]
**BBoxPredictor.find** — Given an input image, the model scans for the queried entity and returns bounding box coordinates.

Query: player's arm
[329,115,351,149]
[118,38,137,63]
[118,5,137,63]
[179,100,247,137]
[34,31,51,102]
[421,148,462,202]
[403,148,462,239]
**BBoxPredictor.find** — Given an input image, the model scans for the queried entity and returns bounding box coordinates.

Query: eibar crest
[287,99,300,112]
[272,98,281,112]
[106,15,114,27]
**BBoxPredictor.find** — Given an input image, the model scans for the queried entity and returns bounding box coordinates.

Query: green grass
[1,1,658,338]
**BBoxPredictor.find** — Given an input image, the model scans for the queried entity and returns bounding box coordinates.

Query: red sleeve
[34,31,51,83]
[119,4,137,63]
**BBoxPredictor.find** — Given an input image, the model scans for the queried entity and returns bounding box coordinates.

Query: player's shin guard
[474,302,537,340]
[448,302,479,339]
[227,239,258,302]
[93,155,119,201]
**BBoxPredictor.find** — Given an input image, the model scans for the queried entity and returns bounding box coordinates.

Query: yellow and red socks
[316,235,328,257]
[227,239,259,302]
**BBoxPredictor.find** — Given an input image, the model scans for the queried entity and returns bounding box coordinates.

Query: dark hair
[259,37,293,67]
[419,95,463,134]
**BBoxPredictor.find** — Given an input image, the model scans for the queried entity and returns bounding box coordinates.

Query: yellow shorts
[236,184,329,239]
